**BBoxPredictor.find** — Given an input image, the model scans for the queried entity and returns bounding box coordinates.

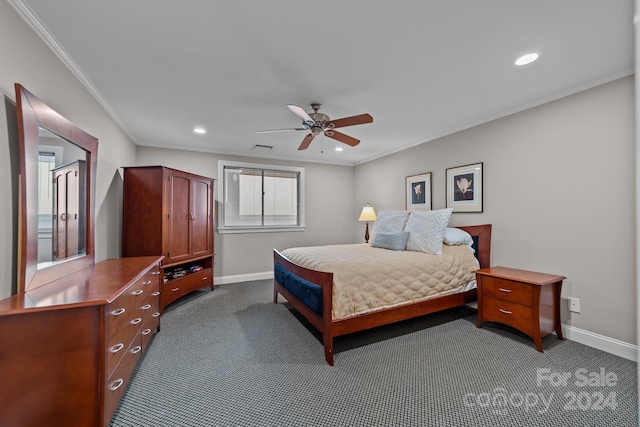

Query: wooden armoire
[122,166,215,311]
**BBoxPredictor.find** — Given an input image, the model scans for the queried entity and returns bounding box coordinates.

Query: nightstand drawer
[481,276,532,306]
[482,296,533,337]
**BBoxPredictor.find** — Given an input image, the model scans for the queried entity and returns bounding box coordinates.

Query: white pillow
[404,208,453,255]
[370,210,409,241]
[444,227,474,246]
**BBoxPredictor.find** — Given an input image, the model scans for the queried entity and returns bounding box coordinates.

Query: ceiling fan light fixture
[515,52,539,66]
[335,146,344,152]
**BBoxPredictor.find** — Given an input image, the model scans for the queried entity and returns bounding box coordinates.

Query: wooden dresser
[476,266,565,352]
[121,166,215,312]
[0,256,163,427]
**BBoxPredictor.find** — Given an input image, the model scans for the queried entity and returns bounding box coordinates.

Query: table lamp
[358,203,377,243]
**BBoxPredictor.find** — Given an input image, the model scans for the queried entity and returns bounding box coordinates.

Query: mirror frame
[15,84,98,293]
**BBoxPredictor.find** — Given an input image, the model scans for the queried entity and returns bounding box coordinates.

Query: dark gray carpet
[110,280,637,427]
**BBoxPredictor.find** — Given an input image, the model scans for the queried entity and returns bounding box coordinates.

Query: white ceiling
[11,0,635,166]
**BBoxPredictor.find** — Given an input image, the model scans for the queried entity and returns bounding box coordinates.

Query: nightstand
[476,266,566,352]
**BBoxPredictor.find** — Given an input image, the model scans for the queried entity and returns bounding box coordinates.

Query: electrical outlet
[568,297,581,313]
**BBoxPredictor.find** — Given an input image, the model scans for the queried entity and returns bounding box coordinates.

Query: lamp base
[364,222,370,243]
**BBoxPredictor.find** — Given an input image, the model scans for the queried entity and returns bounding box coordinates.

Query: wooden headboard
[456,224,492,269]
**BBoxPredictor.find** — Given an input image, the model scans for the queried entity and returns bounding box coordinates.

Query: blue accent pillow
[371,231,410,251]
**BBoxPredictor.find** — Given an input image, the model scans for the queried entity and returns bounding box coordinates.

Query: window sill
[217,225,306,234]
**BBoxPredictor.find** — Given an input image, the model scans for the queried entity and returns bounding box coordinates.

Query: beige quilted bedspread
[281,244,478,321]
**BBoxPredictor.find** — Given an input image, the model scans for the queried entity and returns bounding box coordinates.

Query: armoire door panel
[191,178,212,257]
[53,170,67,259]
[65,169,79,256]
[167,174,191,262]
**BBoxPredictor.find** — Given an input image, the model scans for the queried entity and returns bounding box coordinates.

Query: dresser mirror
[15,84,98,293]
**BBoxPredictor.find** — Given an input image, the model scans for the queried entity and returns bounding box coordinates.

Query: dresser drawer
[106,281,145,336]
[480,276,532,306]
[141,317,159,350]
[106,330,140,379]
[141,267,162,292]
[142,289,161,321]
[482,296,533,336]
[105,278,146,376]
[104,341,143,425]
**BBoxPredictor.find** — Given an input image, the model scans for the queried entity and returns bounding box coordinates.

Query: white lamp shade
[358,205,377,222]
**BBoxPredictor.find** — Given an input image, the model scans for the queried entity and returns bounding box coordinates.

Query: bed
[273,222,492,365]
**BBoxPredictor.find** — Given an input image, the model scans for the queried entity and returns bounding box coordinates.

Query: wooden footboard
[274,224,492,365]
[273,250,335,363]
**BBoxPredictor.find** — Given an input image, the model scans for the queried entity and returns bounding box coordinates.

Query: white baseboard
[214,271,273,285]
[214,273,638,362]
[560,324,637,362]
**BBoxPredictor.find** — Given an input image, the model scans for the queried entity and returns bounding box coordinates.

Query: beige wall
[0,1,137,299]
[354,76,636,344]
[135,147,355,279]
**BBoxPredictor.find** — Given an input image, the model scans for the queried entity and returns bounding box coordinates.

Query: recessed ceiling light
[515,53,539,66]
[335,146,344,152]
[193,127,206,134]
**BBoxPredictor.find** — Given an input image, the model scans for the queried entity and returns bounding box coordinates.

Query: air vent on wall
[252,144,273,151]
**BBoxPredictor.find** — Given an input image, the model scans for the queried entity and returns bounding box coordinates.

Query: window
[218,160,305,233]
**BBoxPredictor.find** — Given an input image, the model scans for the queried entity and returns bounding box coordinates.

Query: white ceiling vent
[252,144,273,151]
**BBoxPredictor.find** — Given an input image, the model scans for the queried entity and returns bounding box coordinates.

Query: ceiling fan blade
[327,113,373,129]
[298,133,315,150]
[256,127,306,134]
[325,130,360,147]
[287,104,315,126]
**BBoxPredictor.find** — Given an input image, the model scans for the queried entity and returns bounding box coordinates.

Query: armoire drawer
[162,268,212,307]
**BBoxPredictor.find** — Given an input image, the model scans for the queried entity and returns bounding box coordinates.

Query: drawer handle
[152,312,161,318]
[152,291,160,297]
[142,328,152,336]
[110,343,124,354]
[499,308,513,315]
[112,308,126,316]
[110,378,124,391]
[131,345,142,354]
[498,288,512,293]
[142,304,152,310]
[202,276,208,281]
[131,317,142,325]
[143,280,152,285]
[151,271,161,275]
[171,287,179,292]
[132,289,144,296]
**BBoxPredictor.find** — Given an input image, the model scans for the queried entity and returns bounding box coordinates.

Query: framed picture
[446,162,483,212]
[406,172,432,211]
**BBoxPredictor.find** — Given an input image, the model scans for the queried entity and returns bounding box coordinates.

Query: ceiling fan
[257,103,373,151]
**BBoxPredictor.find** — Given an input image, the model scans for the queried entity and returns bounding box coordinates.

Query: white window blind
[218,161,305,233]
